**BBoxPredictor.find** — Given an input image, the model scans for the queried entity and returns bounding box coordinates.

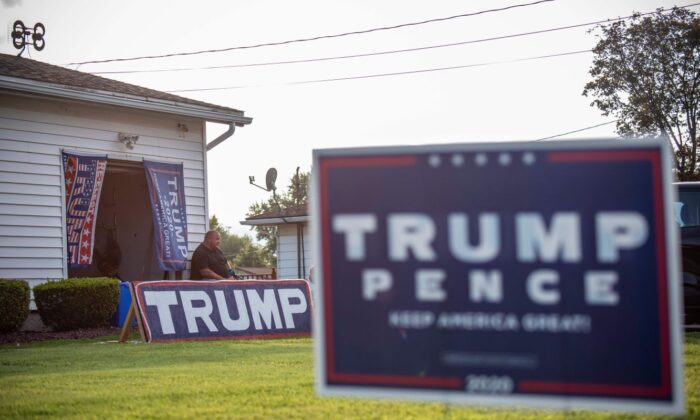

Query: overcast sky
[1,0,694,236]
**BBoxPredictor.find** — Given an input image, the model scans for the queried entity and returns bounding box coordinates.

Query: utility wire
[91,2,700,76]
[535,120,618,141]
[166,49,591,92]
[67,0,555,66]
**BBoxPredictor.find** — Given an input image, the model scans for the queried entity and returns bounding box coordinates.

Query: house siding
[0,92,208,295]
[276,223,311,279]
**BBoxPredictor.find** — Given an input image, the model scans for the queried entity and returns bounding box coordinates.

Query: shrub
[34,277,119,331]
[0,279,30,333]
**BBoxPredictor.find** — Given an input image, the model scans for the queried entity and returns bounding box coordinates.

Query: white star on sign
[523,152,536,165]
[499,153,511,166]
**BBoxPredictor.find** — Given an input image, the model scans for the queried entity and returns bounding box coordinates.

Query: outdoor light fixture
[118,133,139,150]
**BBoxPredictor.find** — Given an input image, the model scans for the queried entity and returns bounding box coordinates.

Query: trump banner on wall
[312,140,684,414]
[144,160,188,271]
[131,280,313,343]
[62,151,107,267]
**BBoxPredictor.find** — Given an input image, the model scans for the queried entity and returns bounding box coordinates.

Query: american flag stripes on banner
[62,151,107,267]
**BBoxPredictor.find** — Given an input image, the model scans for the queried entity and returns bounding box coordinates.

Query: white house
[0,53,252,298]
[240,204,310,279]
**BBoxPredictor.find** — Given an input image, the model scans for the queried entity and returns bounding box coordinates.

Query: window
[675,185,700,227]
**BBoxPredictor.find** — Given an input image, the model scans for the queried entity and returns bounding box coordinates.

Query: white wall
[276,223,311,279]
[0,92,208,295]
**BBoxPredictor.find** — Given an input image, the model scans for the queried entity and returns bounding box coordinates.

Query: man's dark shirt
[190,243,228,280]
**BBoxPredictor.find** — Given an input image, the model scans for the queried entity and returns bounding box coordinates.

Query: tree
[232,237,272,267]
[208,215,274,267]
[208,214,222,233]
[246,168,309,259]
[583,7,700,180]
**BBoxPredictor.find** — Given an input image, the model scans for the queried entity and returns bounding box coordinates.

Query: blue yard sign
[312,140,684,414]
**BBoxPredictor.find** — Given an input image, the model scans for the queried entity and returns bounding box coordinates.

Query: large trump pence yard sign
[312,140,684,414]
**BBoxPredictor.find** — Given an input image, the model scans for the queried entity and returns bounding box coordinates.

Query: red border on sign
[132,279,313,343]
[320,149,672,397]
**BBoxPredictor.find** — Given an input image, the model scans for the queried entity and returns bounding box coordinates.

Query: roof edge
[240,215,309,226]
[0,75,253,125]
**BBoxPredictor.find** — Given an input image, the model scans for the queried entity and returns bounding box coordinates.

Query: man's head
[203,230,221,250]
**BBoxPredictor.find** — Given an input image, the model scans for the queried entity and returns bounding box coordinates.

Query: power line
[67,0,555,66]
[166,49,591,92]
[91,2,700,76]
[535,120,618,141]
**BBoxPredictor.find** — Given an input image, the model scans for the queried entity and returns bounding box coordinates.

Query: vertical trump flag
[62,151,107,267]
[144,160,188,271]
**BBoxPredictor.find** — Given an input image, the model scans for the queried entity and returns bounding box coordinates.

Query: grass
[0,333,698,419]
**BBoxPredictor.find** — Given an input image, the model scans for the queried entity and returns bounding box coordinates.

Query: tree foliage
[246,168,309,258]
[208,215,274,268]
[583,7,700,180]
[233,239,273,267]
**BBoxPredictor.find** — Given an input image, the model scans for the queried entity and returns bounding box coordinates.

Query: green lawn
[0,333,698,419]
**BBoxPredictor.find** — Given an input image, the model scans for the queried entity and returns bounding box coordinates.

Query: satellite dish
[265,168,277,191]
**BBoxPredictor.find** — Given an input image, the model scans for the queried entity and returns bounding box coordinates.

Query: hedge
[34,277,119,331]
[0,279,30,333]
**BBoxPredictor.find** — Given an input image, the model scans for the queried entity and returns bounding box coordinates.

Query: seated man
[190,230,235,280]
